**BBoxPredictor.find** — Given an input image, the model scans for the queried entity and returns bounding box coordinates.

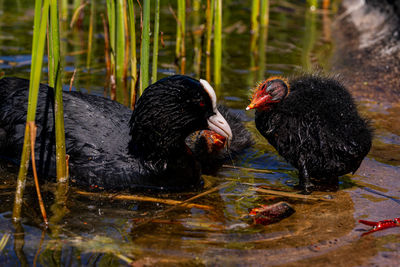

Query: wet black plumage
[0,75,250,191]
[247,74,372,193]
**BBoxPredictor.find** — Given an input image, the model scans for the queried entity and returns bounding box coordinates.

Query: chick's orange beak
[246,94,273,110]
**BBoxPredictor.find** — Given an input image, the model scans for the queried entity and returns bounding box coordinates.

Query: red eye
[199,101,205,107]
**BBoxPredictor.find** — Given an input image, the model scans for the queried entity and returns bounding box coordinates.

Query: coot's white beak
[200,79,233,146]
[207,110,233,146]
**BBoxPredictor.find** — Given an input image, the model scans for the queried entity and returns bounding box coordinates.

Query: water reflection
[1,0,399,265]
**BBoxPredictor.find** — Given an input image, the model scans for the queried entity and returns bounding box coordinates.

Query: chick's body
[253,75,372,192]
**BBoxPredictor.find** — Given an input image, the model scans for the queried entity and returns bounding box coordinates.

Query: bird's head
[129,75,232,160]
[246,77,289,111]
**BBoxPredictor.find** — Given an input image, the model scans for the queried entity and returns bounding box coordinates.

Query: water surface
[1,0,399,266]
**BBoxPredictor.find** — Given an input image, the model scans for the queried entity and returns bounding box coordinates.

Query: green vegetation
[214,0,222,87]
[13,0,50,222]
[139,0,151,95]
[151,0,160,83]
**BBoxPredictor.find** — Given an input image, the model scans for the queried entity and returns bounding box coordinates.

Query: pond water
[1,0,399,266]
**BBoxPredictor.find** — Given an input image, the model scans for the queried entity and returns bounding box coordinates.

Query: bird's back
[0,77,142,189]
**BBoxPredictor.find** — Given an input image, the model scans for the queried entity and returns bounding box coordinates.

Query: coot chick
[246,74,372,193]
[186,105,254,174]
[0,75,233,191]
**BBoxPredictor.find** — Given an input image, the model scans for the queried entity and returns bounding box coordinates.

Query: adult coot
[246,74,372,193]
[0,75,236,191]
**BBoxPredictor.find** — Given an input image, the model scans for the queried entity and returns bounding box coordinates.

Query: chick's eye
[261,83,268,92]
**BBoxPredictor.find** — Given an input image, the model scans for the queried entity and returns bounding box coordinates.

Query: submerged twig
[131,181,234,230]
[115,253,134,265]
[250,187,334,201]
[74,190,213,210]
[222,164,274,174]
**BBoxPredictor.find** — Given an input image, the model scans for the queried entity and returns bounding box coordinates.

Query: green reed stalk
[206,0,214,81]
[106,0,116,69]
[251,0,260,34]
[302,1,317,70]
[60,0,68,21]
[192,0,202,78]
[49,0,68,183]
[140,0,151,95]
[106,0,117,100]
[151,0,160,83]
[127,0,137,108]
[260,0,269,27]
[258,0,269,81]
[307,0,318,10]
[116,0,126,102]
[175,0,184,59]
[73,0,81,10]
[177,0,186,73]
[214,0,222,86]
[122,0,130,105]
[86,0,95,69]
[250,0,260,51]
[13,0,50,221]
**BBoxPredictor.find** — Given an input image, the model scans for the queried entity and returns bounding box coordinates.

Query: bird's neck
[128,132,186,162]
[128,132,202,190]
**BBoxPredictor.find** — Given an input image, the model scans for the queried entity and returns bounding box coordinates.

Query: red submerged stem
[359,217,400,236]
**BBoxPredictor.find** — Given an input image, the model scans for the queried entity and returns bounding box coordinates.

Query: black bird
[0,75,238,191]
[246,74,372,193]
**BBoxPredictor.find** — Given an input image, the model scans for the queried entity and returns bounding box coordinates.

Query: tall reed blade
[307,0,318,11]
[60,0,68,21]
[175,0,183,59]
[86,0,96,69]
[302,1,317,70]
[49,0,68,183]
[123,0,130,105]
[260,0,269,27]
[205,0,215,81]
[140,0,151,95]
[101,13,112,96]
[13,0,50,221]
[250,0,260,51]
[151,0,160,83]
[127,0,137,108]
[177,0,186,73]
[106,0,116,53]
[258,0,269,81]
[214,0,222,87]
[106,0,116,99]
[192,0,202,78]
[116,0,126,103]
